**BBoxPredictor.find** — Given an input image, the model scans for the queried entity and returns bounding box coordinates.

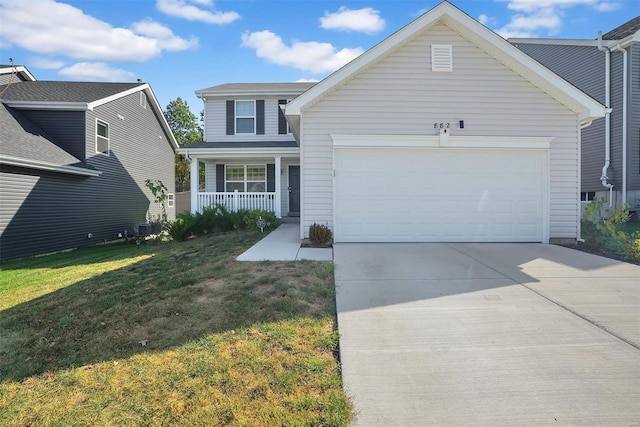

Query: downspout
[610,42,628,207]
[597,32,614,206]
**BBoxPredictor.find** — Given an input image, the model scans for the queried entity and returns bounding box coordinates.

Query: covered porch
[184,145,300,218]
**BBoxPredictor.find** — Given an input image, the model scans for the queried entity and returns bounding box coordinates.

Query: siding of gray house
[0,91,175,261]
[20,110,86,160]
[630,44,640,191]
[516,42,636,198]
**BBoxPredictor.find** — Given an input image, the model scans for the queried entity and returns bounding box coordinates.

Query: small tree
[164,98,203,192]
[145,179,168,227]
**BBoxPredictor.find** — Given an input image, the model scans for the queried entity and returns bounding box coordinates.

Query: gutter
[610,41,629,207]
[597,31,614,205]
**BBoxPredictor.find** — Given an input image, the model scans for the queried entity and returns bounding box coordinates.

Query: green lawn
[0,231,352,426]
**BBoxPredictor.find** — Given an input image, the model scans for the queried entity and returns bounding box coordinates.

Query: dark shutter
[278,99,288,134]
[256,100,265,135]
[226,100,234,135]
[216,164,225,192]
[267,164,275,192]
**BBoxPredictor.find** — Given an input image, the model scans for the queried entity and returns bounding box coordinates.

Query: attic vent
[431,45,452,72]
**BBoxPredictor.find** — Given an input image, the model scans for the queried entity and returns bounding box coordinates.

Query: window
[140,92,147,109]
[581,191,596,202]
[96,119,109,154]
[167,193,175,208]
[225,165,266,192]
[235,100,255,134]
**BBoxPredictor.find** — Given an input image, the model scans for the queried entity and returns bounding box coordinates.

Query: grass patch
[0,231,351,426]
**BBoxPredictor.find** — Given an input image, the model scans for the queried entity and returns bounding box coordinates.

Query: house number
[433,122,450,129]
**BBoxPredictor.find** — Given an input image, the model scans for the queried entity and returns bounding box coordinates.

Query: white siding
[300,24,580,240]
[204,98,296,142]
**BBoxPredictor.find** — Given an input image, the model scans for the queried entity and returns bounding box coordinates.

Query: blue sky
[0,0,636,112]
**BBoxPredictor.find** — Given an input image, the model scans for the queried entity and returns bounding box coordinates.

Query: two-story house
[0,66,178,260]
[511,16,640,213]
[178,82,314,218]
[182,2,605,244]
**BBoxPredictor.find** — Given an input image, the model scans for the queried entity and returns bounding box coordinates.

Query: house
[0,67,178,260]
[511,16,640,212]
[181,1,605,244]
[179,82,315,218]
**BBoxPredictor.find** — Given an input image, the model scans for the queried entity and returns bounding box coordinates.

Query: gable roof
[0,81,179,150]
[285,1,605,125]
[196,82,317,98]
[0,64,36,82]
[0,103,100,176]
[602,15,640,40]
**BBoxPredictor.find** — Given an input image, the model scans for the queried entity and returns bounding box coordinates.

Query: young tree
[164,97,203,192]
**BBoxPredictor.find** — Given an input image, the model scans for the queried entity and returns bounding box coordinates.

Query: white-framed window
[167,193,175,208]
[235,100,255,134]
[225,164,266,192]
[140,92,147,109]
[96,119,109,155]
[581,191,596,202]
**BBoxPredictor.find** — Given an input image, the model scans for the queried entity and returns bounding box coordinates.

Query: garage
[334,146,547,243]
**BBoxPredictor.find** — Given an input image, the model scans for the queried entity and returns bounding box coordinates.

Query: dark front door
[288,165,300,216]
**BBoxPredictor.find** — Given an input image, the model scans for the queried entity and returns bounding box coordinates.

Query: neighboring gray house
[0,67,178,260]
[181,1,604,244]
[511,16,640,213]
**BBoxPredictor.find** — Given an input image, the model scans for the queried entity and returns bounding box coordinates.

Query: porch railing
[197,191,276,213]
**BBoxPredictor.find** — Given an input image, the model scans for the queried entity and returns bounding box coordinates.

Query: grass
[0,231,352,426]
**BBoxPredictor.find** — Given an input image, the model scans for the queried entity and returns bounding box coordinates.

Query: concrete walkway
[334,243,640,426]
[236,223,332,261]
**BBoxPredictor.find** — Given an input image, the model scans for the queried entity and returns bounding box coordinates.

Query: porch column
[190,156,199,214]
[274,156,282,218]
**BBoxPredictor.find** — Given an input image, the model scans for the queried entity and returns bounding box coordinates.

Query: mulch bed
[558,243,639,266]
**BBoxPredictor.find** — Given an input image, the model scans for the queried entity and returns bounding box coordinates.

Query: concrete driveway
[334,243,640,426]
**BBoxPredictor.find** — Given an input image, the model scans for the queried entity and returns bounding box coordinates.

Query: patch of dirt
[300,238,332,249]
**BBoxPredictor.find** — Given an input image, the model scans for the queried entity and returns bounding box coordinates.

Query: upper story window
[96,119,109,155]
[226,100,265,135]
[235,100,255,134]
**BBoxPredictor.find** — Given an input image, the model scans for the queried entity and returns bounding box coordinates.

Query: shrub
[581,197,628,249]
[243,210,278,231]
[309,223,332,247]
[622,231,640,263]
[167,213,195,241]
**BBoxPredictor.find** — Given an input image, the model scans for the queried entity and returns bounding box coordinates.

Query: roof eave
[3,100,89,111]
[177,146,300,158]
[0,155,101,177]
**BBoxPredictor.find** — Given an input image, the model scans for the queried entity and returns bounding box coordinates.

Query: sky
[0,0,637,113]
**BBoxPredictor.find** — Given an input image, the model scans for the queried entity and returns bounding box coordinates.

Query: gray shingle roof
[183,141,298,149]
[602,16,640,40]
[0,81,143,103]
[0,103,93,171]
[196,82,316,95]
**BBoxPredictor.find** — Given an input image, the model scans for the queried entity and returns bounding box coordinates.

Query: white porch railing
[197,191,276,213]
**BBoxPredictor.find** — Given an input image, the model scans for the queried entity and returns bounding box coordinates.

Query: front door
[288,165,300,216]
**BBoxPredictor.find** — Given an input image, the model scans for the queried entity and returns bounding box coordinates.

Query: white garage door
[334,148,546,242]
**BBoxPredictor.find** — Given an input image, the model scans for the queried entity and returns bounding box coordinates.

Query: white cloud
[494,0,623,37]
[320,6,385,35]
[478,14,497,26]
[156,0,240,24]
[131,19,199,51]
[296,78,320,83]
[593,2,622,11]
[30,57,65,69]
[58,62,136,82]
[241,30,363,74]
[0,0,198,62]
